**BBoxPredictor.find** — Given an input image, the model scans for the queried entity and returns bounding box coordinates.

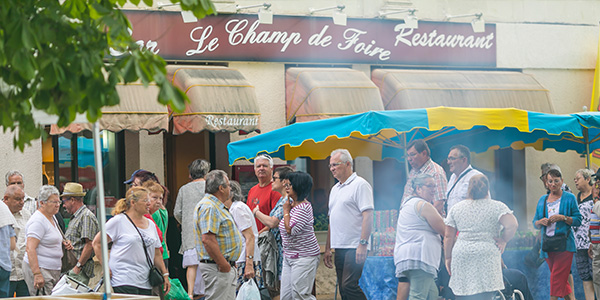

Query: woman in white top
[226,181,263,289]
[394,174,445,300]
[92,187,170,295]
[23,185,73,295]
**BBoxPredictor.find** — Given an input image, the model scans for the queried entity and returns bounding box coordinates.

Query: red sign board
[123,10,496,67]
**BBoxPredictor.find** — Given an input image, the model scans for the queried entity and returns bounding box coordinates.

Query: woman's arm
[443,226,457,276]
[154,248,171,294]
[533,196,549,229]
[497,213,518,252]
[419,201,445,236]
[241,228,255,279]
[26,237,44,289]
[91,232,112,267]
[253,207,280,229]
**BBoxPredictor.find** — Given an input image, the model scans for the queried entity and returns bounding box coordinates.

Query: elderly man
[4,185,30,297]
[5,171,36,216]
[446,144,485,212]
[0,194,16,298]
[324,149,373,300]
[62,182,99,285]
[195,170,242,300]
[246,154,281,231]
[402,139,447,215]
[174,159,210,299]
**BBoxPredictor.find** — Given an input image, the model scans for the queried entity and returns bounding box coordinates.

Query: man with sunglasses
[446,145,486,212]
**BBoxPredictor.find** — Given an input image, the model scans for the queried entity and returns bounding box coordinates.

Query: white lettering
[186,26,219,56]
[225,19,302,52]
[338,28,391,61]
[394,24,494,50]
[205,115,259,129]
[308,26,332,47]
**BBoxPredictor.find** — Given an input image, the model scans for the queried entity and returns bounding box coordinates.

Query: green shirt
[152,208,169,259]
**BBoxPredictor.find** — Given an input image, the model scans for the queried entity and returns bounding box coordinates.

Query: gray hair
[38,185,59,203]
[577,168,595,185]
[205,170,228,194]
[331,149,353,167]
[5,170,24,186]
[189,159,211,180]
[230,180,244,202]
[254,154,274,168]
[412,174,433,192]
[541,163,561,175]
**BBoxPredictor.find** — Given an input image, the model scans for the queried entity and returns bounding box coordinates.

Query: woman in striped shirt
[279,171,320,300]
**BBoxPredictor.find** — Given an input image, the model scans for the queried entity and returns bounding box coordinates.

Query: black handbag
[124,213,165,287]
[541,196,569,253]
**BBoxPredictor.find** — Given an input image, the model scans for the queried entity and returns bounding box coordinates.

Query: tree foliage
[0,0,215,150]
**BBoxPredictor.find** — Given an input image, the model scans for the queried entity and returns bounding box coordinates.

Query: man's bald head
[4,185,25,214]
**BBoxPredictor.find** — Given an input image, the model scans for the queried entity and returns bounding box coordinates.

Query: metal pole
[92,122,112,298]
[585,127,591,168]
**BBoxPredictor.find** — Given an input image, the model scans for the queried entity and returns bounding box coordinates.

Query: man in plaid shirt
[402,139,448,215]
[195,170,242,300]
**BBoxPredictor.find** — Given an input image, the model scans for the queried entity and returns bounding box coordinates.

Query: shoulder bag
[541,195,569,252]
[54,217,78,273]
[124,213,165,287]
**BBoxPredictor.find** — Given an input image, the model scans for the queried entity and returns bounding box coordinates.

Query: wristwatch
[76,261,82,268]
[247,255,254,260]
[359,239,368,245]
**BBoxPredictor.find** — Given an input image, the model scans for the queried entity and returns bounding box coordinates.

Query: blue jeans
[0,268,10,298]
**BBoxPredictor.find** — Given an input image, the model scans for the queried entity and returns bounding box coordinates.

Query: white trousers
[280,255,319,300]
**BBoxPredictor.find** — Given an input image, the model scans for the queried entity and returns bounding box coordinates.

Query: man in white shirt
[4,185,30,297]
[323,149,373,300]
[446,145,485,212]
[5,171,36,215]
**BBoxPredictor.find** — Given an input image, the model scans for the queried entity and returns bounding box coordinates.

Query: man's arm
[10,236,15,251]
[323,225,333,268]
[356,209,373,264]
[73,238,94,274]
[202,232,231,273]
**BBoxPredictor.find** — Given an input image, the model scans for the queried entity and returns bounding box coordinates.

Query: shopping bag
[165,279,190,300]
[236,279,261,300]
[51,275,92,295]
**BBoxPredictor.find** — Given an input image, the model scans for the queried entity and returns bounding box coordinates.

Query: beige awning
[50,83,169,134]
[286,68,384,124]
[167,66,260,134]
[372,69,554,113]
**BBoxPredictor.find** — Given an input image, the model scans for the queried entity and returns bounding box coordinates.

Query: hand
[590,245,594,258]
[356,244,367,264]
[252,206,259,215]
[445,258,452,276]
[163,277,171,294]
[548,214,566,223]
[244,262,255,279]
[283,198,291,212]
[34,273,45,290]
[218,263,231,273]
[536,218,550,227]
[63,240,74,250]
[494,237,507,253]
[323,250,333,269]
[72,265,81,274]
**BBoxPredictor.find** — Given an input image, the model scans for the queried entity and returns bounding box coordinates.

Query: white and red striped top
[279,202,320,259]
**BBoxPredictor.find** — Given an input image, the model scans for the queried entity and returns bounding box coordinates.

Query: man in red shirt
[246,154,281,231]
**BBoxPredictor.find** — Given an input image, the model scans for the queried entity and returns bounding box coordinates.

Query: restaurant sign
[122,10,496,67]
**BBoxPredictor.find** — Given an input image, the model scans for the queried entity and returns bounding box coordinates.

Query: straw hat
[61,182,86,197]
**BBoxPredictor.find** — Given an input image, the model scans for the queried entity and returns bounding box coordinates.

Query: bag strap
[123,213,154,269]
[53,216,68,241]
[446,168,474,199]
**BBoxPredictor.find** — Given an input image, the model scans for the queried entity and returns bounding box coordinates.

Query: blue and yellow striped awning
[227,107,599,165]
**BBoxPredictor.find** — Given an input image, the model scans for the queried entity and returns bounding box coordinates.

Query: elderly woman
[174,159,210,299]
[143,181,169,269]
[226,180,263,290]
[92,187,170,295]
[574,168,596,300]
[394,174,445,300]
[533,168,582,300]
[445,174,518,300]
[279,171,320,300]
[23,185,73,295]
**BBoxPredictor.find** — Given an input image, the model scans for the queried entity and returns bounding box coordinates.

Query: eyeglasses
[447,156,463,161]
[272,176,280,181]
[46,200,61,205]
[422,184,436,188]
[547,179,562,185]
[62,198,73,204]
[328,162,343,168]
[283,183,291,188]
[407,151,419,158]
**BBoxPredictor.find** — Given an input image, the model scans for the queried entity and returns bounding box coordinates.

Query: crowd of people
[1,139,599,300]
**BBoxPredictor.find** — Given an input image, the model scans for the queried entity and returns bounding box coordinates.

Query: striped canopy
[227,107,600,165]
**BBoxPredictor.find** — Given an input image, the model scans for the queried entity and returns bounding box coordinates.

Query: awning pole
[585,127,591,168]
[403,133,409,186]
[92,122,112,299]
